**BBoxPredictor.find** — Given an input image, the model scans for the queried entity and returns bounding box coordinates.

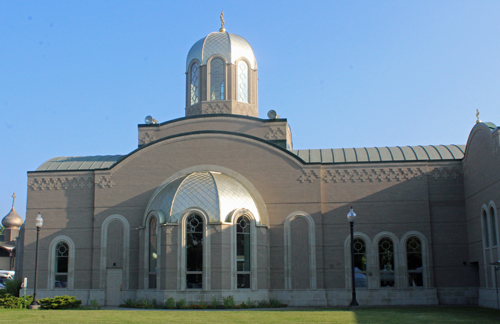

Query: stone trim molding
[47,235,76,290]
[230,208,258,290]
[284,211,317,290]
[99,215,130,290]
[178,208,211,291]
[29,177,93,190]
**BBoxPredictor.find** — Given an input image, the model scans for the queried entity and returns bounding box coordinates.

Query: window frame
[188,60,200,106]
[208,56,226,101]
[179,209,210,291]
[48,236,75,290]
[236,59,250,104]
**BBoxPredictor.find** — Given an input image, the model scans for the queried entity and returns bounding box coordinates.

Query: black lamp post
[347,207,359,307]
[29,213,43,310]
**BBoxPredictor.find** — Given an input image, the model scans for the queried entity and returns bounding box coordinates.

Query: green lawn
[0,307,498,323]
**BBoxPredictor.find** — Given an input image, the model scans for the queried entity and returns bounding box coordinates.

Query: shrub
[122,298,135,308]
[39,295,82,309]
[257,299,269,308]
[165,297,176,309]
[4,279,22,297]
[269,298,282,308]
[89,299,101,310]
[0,294,33,309]
[199,301,207,309]
[222,295,234,309]
[176,298,186,309]
[210,295,218,308]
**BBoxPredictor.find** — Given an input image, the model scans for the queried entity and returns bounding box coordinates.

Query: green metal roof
[291,145,465,163]
[34,144,465,172]
[36,155,124,171]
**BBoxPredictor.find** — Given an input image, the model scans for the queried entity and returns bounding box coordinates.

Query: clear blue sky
[1,1,500,221]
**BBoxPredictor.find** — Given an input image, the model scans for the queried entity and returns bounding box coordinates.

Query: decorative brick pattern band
[139,132,156,145]
[29,177,94,190]
[298,166,462,184]
[29,175,116,190]
[265,126,286,140]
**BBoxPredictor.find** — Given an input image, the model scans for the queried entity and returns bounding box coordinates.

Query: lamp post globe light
[347,207,359,307]
[29,213,43,310]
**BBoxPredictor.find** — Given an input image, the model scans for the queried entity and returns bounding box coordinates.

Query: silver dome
[146,172,260,224]
[186,31,257,72]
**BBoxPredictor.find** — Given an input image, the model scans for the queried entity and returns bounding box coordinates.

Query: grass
[0,307,498,323]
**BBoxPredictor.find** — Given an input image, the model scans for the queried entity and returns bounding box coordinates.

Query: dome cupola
[2,193,23,229]
[145,172,260,224]
[185,13,258,118]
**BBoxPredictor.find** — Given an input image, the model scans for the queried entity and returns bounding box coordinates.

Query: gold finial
[12,193,16,208]
[476,108,481,124]
[219,11,226,32]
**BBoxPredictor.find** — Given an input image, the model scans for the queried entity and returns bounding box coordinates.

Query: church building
[13,18,500,308]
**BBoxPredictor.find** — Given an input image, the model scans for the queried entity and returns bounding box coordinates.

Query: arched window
[237,61,248,103]
[148,217,158,289]
[490,206,498,246]
[210,58,225,100]
[483,210,490,248]
[378,238,395,287]
[353,238,367,288]
[190,63,199,105]
[186,214,203,289]
[55,242,69,288]
[406,236,423,287]
[236,215,251,288]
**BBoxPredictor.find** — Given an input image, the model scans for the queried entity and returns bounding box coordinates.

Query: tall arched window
[406,236,423,287]
[210,58,225,100]
[490,206,498,246]
[186,214,203,289]
[378,238,395,287]
[483,210,490,248]
[55,242,69,288]
[190,63,199,105]
[148,217,158,289]
[236,215,251,288]
[237,61,248,103]
[353,238,367,288]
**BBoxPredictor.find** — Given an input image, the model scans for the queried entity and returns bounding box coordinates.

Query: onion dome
[2,193,23,229]
[146,172,260,224]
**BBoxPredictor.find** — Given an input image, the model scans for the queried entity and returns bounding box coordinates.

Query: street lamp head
[347,207,356,223]
[35,213,43,228]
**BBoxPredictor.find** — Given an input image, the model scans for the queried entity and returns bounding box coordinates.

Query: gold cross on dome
[12,193,16,207]
[219,11,226,32]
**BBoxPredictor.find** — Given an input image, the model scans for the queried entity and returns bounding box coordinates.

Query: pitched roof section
[36,155,124,171]
[291,145,465,164]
